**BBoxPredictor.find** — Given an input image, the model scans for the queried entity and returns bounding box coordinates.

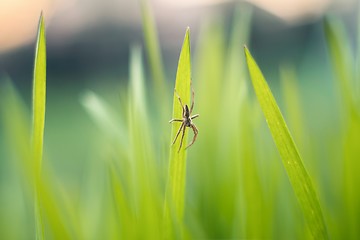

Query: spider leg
[169,118,183,123]
[178,124,187,152]
[190,86,195,114]
[174,89,184,109]
[172,122,184,145]
[185,124,198,149]
[190,114,199,120]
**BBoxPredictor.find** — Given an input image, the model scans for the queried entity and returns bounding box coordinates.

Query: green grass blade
[108,163,136,239]
[324,17,358,117]
[31,14,72,239]
[324,17,360,239]
[32,13,46,239]
[0,81,73,239]
[0,79,33,175]
[80,90,128,145]
[164,27,191,236]
[32,13,46,176]
[244,46,328,239]
[140,0,167,102]
[280,64,306,149]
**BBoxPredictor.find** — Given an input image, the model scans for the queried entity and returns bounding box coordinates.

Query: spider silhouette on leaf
[169,87,199,152]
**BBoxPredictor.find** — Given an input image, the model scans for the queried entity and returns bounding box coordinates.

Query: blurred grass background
[1,0,360,239]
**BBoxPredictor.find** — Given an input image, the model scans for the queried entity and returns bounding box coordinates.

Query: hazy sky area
[0,0,358,89]
[0,0,356,53]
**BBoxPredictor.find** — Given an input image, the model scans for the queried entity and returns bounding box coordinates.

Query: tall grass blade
[140,0,168,105]
[244,46,328,239]
[324,17,360,239]
[164,28,191,237]
[32,12,46,176]
[279,64,306,150]
[108,163,135,239]
[191,18,227,238]
[1,82,72,239]
[31,14,73,239]
[0,79,32,176]
[323,18,358,117]
[128,44,162,238]
[32,13,47,239]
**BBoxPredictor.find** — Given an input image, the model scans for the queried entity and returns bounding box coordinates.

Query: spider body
[169,88,199,152]
[184,105,191,126]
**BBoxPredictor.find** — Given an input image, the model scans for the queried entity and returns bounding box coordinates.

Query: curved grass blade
[164,27,191,237]
[32,13,47,176]
[32,13,47,240]
[244,46,328,239]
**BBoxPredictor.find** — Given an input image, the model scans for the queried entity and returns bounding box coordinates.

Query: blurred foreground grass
[1,4,360,240]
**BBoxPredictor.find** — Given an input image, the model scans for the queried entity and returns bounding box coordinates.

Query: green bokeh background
[1,2,360,239]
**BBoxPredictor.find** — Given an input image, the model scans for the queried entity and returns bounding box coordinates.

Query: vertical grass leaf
[244,46,328,239]
[140,0,168,109]
[324,17,360,239]
[32,13,46,177]
[32,16,75,238]
[280,64,307,150]
[324,18,358,117]
[164,27,191,235]
[32,13,46,240]
[128,44,162,238]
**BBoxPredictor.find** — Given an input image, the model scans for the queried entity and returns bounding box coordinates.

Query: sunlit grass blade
[32,13,47,240]
[32,12,46,176]
[32,13,74,239]
[164,27,191,237]
[244,46,328,239]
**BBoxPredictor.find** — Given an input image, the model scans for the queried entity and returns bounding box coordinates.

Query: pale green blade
[32,13,46,240]
[80,90,127,145]
[244,46,328,239]
[279,64,306,149]
[140,0,168,105]
[128,44,161,239]
[323,17,358,117]
[324,17,360,239]
[32,13,46,176]
[31,14,72,239]
[164,27,191,236]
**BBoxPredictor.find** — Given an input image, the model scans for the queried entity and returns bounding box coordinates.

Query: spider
[169,87,199,152]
